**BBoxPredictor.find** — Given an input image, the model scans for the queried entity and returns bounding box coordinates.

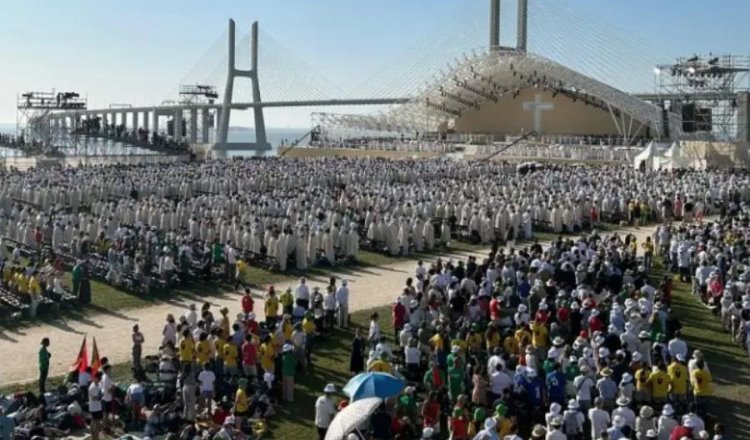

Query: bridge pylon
[213,19,270,158]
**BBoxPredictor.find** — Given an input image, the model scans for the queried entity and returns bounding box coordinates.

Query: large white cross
[522,93,555,133]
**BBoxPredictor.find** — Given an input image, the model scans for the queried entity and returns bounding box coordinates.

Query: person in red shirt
[421,391,441,431]
[449,406,469,440]
[241,289,254,315]
[534,303,550,324]
[489,295,502,322]
[588,309,604,336]
[241,334,257,377]
[392,300,406,344]
[556,301,570,333]
[245,312,259,337]
[669,420,694,440]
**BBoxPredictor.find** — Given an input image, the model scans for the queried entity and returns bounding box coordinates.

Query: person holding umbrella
[315,383,337,440]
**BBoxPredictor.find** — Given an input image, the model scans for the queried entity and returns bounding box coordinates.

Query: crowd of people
[0,160,746,305]
[0,159,749,440]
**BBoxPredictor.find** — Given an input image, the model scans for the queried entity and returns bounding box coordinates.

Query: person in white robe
[347,223,359,260]
[275,232,288,271]
[440,219,451,247]
[416,218,431,252]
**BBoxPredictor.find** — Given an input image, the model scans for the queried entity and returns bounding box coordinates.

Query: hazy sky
[1,0,748,128]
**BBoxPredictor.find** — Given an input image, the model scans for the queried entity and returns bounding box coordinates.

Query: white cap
[324,383,336,393]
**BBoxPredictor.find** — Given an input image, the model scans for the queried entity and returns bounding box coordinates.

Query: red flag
[90,337,101,375]
[70,336,88,373]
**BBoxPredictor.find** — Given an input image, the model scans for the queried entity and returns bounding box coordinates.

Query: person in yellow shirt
[222,335,239,377]
[234,378,250,426]
[485,326,501,352]
[514,326,531,349]
[530,320,548,350]
[302,312,316,334]
[451,336,468,357]
[282,315,294,341]
[634,365,651,404]
[264,287,280,330]
[430,330,445,353]
[16,271,28,295]
[235,258,248,289]
[503,330,519,355]
[648,363,671,404]
[27,271,43,319]
[368,353,392,373]
[259,335,276,374]
[691,359,713,412]
[466,326,484,354]
[494,404,512,438]
[195,333,211,365]
[179,329,196,367]
[667,355,689,406]
[218,308,231,339]
[213,329,227,364]
[279,287,294,316]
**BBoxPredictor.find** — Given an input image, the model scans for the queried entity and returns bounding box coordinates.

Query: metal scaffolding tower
[654,54,750,141]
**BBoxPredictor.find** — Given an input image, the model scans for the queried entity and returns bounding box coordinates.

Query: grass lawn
[651,259,750,439]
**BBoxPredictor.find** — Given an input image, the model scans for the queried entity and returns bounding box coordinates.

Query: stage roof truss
[316,49,666,137]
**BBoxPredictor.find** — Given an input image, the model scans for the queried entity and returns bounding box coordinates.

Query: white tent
[633,141,657,170]
[657,142,690,169]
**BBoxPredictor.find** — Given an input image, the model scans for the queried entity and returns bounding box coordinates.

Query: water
[0,123,310,157]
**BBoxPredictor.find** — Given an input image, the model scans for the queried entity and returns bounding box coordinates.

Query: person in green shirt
[39,337,51,396]
[71,263,83,298]
[212,241,224,265]
[397,386,417,420]
[281,344,296,403]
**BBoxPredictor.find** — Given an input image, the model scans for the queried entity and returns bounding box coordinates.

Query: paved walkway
[0,224,658,386]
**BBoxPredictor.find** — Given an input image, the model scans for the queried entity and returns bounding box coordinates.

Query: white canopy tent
[632,141,657,170]
[660,141,695,170]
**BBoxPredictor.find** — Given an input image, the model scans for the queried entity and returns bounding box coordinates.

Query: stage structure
[652,54,750,142]
[314,0,676,146]
[16,90,87,152]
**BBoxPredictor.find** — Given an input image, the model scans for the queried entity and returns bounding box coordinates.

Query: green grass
[651,259,750,439]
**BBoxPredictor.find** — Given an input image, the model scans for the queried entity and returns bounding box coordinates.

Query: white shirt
[612,406,636,429]
[588,407,611,439]
[487,355,505,376]
[295,283,310,301]
[490,370,513,395]
[369,321,381,341]
[198,370,216,392]
[101,373,113,402]
[88,382,103,412]
[323,293,336,311]
[126,383,144,398]
[315,396,336,428]
[335,286,349,307]
[78,371,92,388]
[573,375,594,401]
[667,338,688,360]
[405,346,420,364]
[545,429,567,440]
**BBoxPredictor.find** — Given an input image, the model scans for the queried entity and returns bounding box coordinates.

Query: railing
[474,144,639,162]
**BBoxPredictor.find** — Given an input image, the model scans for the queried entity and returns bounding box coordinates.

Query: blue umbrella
[343,372,405,401]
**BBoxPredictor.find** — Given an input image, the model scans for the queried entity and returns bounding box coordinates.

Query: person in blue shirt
[517,276,531,301]
[524,368,546,418]
[0,407,15,440]
[546,363,567,406]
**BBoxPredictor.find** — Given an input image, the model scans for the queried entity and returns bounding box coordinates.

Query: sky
[1,0,748,128]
